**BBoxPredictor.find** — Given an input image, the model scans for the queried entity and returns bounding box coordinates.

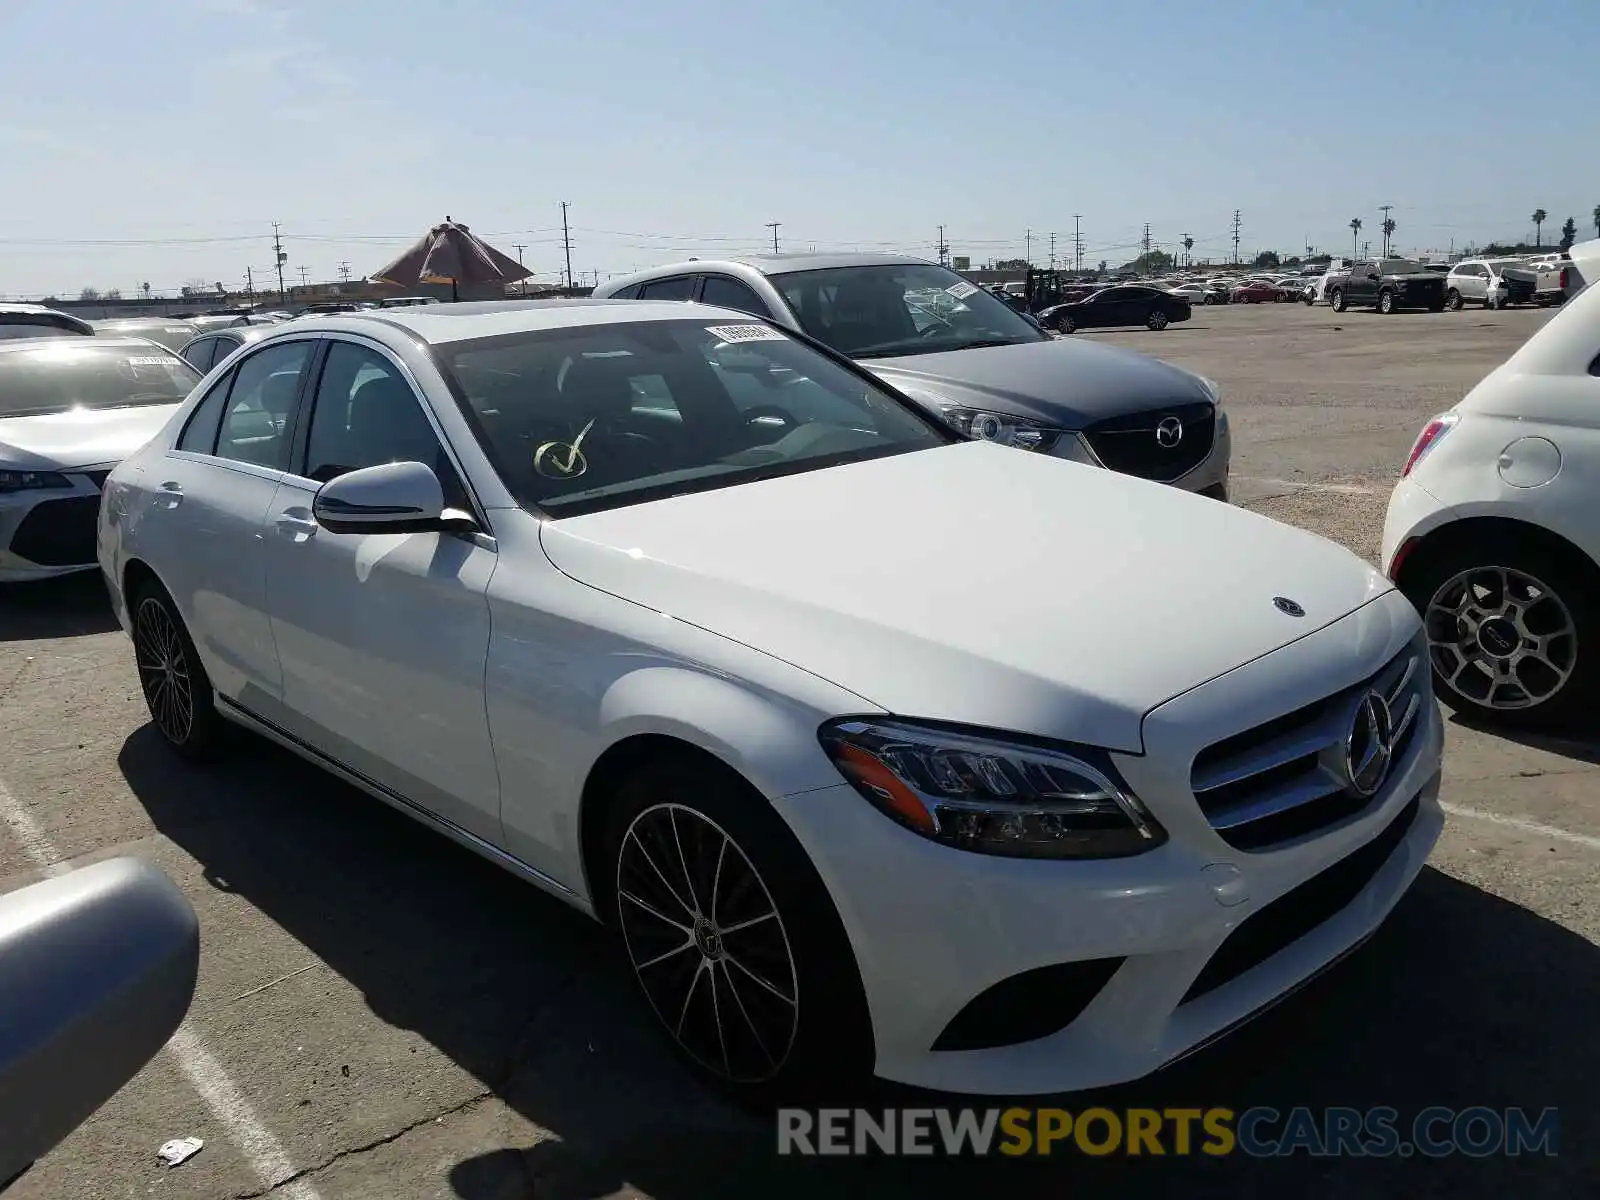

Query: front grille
[1189,641,1426,851]
[8,496,100,566]
[1082,401,1215,483]
[1181,795,1420,1003]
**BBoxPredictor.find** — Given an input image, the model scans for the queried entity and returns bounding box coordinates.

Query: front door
[262,336,503,844]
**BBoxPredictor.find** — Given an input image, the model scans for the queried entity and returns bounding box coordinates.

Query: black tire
[603,753,873,1107]
[1329,288,1346,313]
[1399,533,1599,728]
[130,580,232,760]
[1378,289,1396,314]
[1055,312,1077,334]
[1147,309,1169,330]
[1202,294,1213,305]
[1446,288,1463,311]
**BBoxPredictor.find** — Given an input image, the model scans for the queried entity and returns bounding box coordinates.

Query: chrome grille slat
[1189,642,1427,851]
[1191,704,1347,794]
[1206,768,1345,831]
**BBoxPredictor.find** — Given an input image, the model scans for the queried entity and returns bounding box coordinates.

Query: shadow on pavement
[0,573,118,641]
[1445,709,1600,766]
[120,727,1592,1199]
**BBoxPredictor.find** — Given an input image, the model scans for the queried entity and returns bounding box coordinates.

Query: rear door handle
[156,482,183,509]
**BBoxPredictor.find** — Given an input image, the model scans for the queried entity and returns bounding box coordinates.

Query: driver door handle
[275,512,318,541]
[156,482,183,510]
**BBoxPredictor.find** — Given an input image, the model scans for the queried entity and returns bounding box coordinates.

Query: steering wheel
[740,405,800,431]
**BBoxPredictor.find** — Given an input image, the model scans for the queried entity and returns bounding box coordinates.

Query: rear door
[133,336,318,706]
[261,335,502,843]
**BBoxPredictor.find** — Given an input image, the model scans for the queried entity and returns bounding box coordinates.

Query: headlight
[0,470,72,493]
[818,718,1167,859]
[1197,375,1224,411]
[939,406,1061,451]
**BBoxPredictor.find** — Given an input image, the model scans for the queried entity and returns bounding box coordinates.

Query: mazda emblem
[1155,416,1184,448]
[1272,596,1305,617]
[1344,690,1396,798]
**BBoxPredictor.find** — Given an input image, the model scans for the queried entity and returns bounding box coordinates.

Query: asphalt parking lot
[2,301,1595,1199]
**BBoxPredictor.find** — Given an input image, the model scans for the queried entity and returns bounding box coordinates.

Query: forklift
[1023,268,1069,314]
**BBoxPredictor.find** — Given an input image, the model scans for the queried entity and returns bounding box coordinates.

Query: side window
[215,341,313,470]
[608,284,641,300]
[213,334,243,364]
[303,341,468,506]
[699,275,771,318]
[181,338,216,372]
[176,370,235,454]
[638,276,694,301]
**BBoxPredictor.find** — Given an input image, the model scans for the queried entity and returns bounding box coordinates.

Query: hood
[0,404,180,470]
[860,337,1209,429]
[539,442,1392,752]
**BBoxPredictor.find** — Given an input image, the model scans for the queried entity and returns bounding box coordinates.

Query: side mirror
[313,460,464,535]
[0,858,198,1189]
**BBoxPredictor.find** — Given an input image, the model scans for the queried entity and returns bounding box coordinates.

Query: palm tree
[1531,208,1547,247]
[1350,217,1362,258]
[1182,235,1194,267]
[1381,217,1396,256]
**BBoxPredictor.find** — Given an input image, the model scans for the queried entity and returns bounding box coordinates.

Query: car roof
[612,251,937,284]
[0,334,178,357]
[92,317,200,327]
[290,299,771,345]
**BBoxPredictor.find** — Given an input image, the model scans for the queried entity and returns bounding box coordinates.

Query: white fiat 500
[99,300,1443,1101]
[1383,238,1600,726]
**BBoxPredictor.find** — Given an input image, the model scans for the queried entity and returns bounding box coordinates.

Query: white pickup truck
[1524,252,1586,305]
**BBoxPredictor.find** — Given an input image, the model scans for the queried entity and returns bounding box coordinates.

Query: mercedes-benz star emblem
[1273,596,1305,617]
[1155,416,1184,448]
[1345,690,1396,798]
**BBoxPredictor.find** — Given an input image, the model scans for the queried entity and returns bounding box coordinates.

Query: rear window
[0,343,201,417]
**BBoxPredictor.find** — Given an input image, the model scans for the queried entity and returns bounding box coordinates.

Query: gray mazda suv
[594,253,1230,498]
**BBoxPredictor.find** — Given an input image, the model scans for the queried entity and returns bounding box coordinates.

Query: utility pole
[1379,204,1393,256]
[245,267,254,302]
[1231,210,1242,265]
[272,221,287,303]
[1141,223,1152,255]
[765,222,781,254]
[296,265,309,290]
[512,243,527,295]
[1025,227,1032,266]
[337,261,352,282]
[1072,214,1083,272]
[1049,232,1057,270]
[936,225,948,267]
[1362,240,1371,258]
[560,202,574,290]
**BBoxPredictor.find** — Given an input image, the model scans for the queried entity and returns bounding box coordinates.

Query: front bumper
[0,468,109,582]
[772,591,1442,1095]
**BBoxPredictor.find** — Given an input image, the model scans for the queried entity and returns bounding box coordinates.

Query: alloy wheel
[616,803,799,1083]
[134,597,195,744]
[1423,565,1578,710]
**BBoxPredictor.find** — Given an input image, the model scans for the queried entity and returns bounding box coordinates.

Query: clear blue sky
[2,0,1597,297]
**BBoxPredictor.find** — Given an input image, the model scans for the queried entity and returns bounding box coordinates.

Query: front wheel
[131,582,232,760]
[1055,313,1077,334]
[1147,309,1169,330]
[1446,288,1463,311]
[1401,537,1598,727]
[1378,289,1396,314]
[1329,288,1346,313]
[607,756,873,1106]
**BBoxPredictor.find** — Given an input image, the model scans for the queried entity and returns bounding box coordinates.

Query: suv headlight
[818,718,1166,859]
[939,405,1062,452]
[0,470,72,493]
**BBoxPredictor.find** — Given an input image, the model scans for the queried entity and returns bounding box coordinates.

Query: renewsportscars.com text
[777,1106,1559,1158]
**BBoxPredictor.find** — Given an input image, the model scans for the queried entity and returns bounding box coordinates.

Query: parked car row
[2,240,1594,1107]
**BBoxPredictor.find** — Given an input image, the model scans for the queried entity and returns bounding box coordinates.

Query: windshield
[768,263,1048,359]
[434,317,953,518]
[0,342,200,418]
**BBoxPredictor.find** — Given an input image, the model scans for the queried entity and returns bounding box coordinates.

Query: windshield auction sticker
[945,280,980,300]
[706,324,787,343]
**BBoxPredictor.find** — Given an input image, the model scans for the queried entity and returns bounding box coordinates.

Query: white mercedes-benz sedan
[98,299,1444,1101]
[1,337,201,581]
